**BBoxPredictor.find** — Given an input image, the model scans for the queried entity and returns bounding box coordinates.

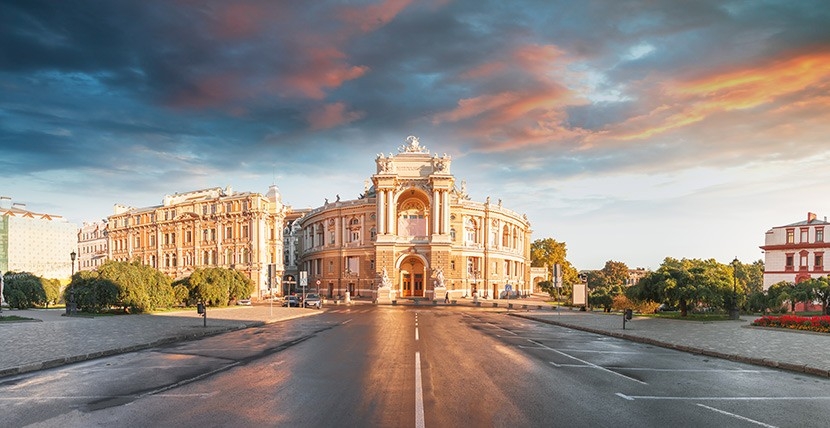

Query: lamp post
[731,256,740,320]
[68,250,77,315]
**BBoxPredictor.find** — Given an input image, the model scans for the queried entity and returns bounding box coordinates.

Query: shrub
[752,315,830,333]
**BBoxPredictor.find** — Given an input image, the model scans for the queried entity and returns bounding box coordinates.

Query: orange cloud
[607,51,830,141]
[279,47,369,100]
[433,43,586,150]
[307,102,365,130]
[337,0,414,33]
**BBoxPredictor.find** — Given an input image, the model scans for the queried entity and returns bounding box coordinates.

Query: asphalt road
[3,306,830,427]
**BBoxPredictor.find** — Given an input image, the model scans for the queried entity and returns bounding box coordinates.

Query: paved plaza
[2,297,829,378]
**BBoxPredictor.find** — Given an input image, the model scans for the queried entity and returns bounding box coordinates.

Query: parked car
[236,299,252,306]
[304,293,322,309]
[283,296,300,307]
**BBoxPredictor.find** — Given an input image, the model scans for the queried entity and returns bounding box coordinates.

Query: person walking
[444,292,449,304]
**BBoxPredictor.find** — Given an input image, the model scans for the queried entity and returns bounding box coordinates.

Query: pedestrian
[444,292,449,304]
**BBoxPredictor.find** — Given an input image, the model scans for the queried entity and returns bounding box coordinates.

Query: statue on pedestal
[433,267,445,288]
[380,268,392,288]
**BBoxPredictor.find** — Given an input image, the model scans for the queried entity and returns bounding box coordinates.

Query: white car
[303,294,322,309]
[236,299,252,306]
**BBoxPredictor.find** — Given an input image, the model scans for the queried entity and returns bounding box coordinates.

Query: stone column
[378,190,386,234]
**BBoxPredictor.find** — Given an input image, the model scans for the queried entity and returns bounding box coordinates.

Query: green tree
[737,260,764,295]
[767,281,794,312]
[810,276,830,314]
[183,267,253,306]
[92,260,174,313]
[530,238,579,296]
[42,278,61,308]
[66,270,120,313]
[3,272,47,309]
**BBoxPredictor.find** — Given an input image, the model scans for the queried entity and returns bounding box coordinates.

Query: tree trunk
[679,299,688,317]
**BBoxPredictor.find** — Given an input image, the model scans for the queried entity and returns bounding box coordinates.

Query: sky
[2,0,829,270]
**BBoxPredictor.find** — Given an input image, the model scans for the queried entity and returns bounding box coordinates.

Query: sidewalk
[511,309,830,378]
[0,304,320,378]
[3,297,830,379]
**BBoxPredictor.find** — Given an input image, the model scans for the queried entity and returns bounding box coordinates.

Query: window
[351,231,360,242]
[786,229,795,244]
[186,230,192,243]
[815,253,824,268]
[450,260,455,271]
[801,228,809,243]
[817,228,825,243]
[785,254,794,269]
[226,226,233,239]
[800,253,808,268]
[242,225,249,238]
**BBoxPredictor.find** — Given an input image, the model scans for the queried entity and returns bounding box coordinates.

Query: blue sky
[2,0,829,270]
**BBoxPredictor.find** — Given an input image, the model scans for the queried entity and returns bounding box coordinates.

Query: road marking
[616,393,830,401]
[415,352,425,428]
[416,327,419,341]
[530,339,647,385]
[696,403,778,428]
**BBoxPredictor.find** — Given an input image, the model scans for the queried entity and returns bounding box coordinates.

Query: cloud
[307,102,366,130]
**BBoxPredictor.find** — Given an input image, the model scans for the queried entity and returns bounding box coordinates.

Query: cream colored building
[78,220,108,272]
[296,136,532,300]
[0,196,78,279]
[107,186,287,298]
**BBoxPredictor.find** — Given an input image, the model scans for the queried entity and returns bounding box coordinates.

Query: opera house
[294,136,532,301]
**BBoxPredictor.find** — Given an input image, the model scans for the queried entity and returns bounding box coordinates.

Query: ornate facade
[296,137,533,300]
[78,220,108,272]
[107,186,287,298]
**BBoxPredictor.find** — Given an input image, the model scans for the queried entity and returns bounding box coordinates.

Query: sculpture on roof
[398,135,429,154]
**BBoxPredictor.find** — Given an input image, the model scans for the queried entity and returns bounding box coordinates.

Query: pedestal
[434,287,448,303]
[375,287,396,304]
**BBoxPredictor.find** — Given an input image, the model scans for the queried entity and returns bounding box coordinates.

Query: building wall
[296,136,533,300]
[107,186,286,298]
[0,199,78,279]
[761,212,830,288]
[78,220,108,272]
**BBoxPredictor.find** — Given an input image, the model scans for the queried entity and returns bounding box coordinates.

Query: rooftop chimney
[0,196,10,210]
[808,212,817,223]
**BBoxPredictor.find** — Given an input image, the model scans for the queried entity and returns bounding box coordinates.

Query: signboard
[504,284,512,292]
[299,271,308,287]
[572,283,588,306]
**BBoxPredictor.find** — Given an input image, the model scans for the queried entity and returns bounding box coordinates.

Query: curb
[509,312,830,378]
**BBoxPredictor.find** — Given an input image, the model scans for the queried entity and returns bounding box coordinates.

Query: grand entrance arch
[399,255,426,297]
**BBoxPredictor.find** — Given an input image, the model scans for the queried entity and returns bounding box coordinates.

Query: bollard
[623,308,633,329]
[197,302,207,327]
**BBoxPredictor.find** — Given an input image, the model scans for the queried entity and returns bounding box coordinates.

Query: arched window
[465,219,478,244]
[398,199,427,237]
[502,225,509,247]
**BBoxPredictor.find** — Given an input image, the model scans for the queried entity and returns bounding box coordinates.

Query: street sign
[300,271,308,287]
[504,284,512,292]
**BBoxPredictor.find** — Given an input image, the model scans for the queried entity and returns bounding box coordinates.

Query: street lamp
[68,250,77,315]
[731,256,740,320]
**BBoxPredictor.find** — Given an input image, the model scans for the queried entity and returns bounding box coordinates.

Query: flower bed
[752,315,830,333]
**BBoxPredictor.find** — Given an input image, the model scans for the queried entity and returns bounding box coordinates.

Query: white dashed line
[415,352,425,428]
